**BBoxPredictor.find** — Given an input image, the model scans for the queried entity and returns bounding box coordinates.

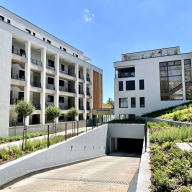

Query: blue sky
[2,0,192,103]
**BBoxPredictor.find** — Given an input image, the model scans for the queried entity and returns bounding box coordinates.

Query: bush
[179,186,192,192]
[162,142,172,150]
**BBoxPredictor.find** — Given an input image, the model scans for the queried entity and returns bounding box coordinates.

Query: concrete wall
[0,124,108,187]
[106,124,145,154]
[114,53,192,118]
[0,28,12,137]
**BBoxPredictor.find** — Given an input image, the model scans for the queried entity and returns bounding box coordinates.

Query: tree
[67,107,79,133]
[14,100,36,150]
[12,112,18,136]
[106,97,114,109]
[45,105,62,134]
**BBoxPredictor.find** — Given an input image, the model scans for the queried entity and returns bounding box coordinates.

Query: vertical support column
[40,47,46,124]
[54,53,59,123]
[83,67,87,120]
[75,63,79,121]
[24,40,31,126]
[89,69,93,119]
[182,59,186,100]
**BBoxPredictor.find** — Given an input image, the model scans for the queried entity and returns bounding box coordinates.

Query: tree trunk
[55,122,56,135]
[25,125,27,150]
[15,121,17,136]
[22,118,25,150]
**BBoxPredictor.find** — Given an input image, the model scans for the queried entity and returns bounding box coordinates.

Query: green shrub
[1,153,9,161]
[162,142,172,150]
[181,115,188,121]
[187,114,192,122]
[179,186,192,192]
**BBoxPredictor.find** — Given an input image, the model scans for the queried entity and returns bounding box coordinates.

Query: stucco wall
[0,28,12,137]
[0,124,108,187]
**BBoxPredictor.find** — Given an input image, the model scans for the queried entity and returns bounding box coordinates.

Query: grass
[108,119,145,124]
[0,131,85,165]
[149,124,192,191]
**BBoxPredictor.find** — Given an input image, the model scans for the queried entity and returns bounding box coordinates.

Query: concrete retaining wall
[106,124,145,154]
[0,124,108,187]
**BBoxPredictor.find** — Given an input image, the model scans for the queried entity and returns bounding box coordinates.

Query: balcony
[46,64,55,71]
[46,84,55,90]
[79,75,84,80]
[87,106,90,110]
[86,76,90,82]
[115,67,135,79]
[59,69,76,77]
[10,98,17,105]
[79,90,84,95]
[31,58,42,67]
[87,91,91,96]
[79,106,84,110]
[12,48,26,58]
[45,103,54,107]
[59,86,76,93]
[11,73,25,81]
[31,81,41,88]
[33,103,41,110]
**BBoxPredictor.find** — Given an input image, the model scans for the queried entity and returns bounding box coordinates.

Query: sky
[2,0,192,103]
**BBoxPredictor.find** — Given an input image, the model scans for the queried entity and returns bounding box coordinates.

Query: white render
[0,6,103,137]
[114,47,192,118]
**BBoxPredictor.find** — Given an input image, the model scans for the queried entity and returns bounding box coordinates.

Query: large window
[48,77,54,84]
[119,98,128,108]
[131,97,136,108]
[48,95,54,102]
[119,81,123,91]
[140,97,145,108]
[160,60,183,100]
[126,80,135,90]
[116,67,135,78]
[184,59,192,100]
[139,80,144,90]
[48,59,54,67]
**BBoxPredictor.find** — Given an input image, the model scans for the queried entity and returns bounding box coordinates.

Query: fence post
[47,125,49,148]
[65,123,67,141]
[77,121,79,136]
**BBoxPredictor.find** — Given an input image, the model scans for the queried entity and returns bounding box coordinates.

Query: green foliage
[66,107,79,121]
[14,100,36,120]
[45,105,62,121]
[179,186,192,192]
[174,47,179,55]
[162,142,172,150]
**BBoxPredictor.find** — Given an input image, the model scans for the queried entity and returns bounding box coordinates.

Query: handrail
[46,84,55,90]
[59,86,76,93]
[79,75,84,80]
[46,64,55,71]
[31,81,41,88]
[31,58,42,67]
[59,69,76,77]
[79,90,84,95]
[11,73,25,81]
[12,48,26,58]
[79,106,84,110]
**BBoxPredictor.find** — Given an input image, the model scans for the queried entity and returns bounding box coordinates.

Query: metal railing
[59,104,69,110]
[10,98,17,105]
[79,106,84,110]
[31,58,42,67]
[79,90,84,95]
[46,64,55,71]
[115,73,135,78]
[10,122,24,127]
[87,91,91,96]
[59,69,76,77]
[86,76,90,81]
[12,48,26,58]
[87,106,90,110]
[79,75,84,80]
[46,84,55,90]
[45,103,54,107]
[31,81,41,88]
[34,104,41,110]
[59,86,76,93]
[11,73,25,81]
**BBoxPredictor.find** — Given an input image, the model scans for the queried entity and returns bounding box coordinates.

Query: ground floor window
[119,114,135,120]
[140,97,145,108]
[119,98,128,108]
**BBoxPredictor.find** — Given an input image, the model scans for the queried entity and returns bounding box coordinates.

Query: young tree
[14,100,36,150]
[67,107,79,133]
[12,112,18,136]
[45,105,62,134]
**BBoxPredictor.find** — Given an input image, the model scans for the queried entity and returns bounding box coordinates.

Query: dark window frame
[7,19,10,24]
[33,32,35,36]
[47,39,51,44]
[48,95,54,102]
[63,48,66,52]
[119,81,123,91]
[43,37,45,41]
[139,79,144,90]
[126,80,135,91]
[48,77,54,85]
[0,15,4,21]
[26,29,31,34]
[119,98,128,108]
[131,97,136,108]
[59,96,64,103]
[140,97,145,108]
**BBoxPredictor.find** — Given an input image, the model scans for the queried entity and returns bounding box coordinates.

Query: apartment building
[0,6,103,137]
[114,46,192,119]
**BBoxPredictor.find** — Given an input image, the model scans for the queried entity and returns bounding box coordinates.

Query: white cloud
[84,9,89,12]
[85,15,92,22]
[92,14,94,17]
[84,9,94,22]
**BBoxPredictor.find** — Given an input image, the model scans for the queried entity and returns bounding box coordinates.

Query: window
[43,37,45,41]
[131,97,136,108]
[20,49,26,57]
[184,59,192,100]
[76,54,78,58]
[59,80,64,86]
[126,80,135,90]
[7,19,10,24]
[59,114,64,120]
[47,39,51,44]
[117,67,135,78]
[18,92,24,100]
[61,64,64,71]
[19,70,25,79]
[119,114,126,119]
[129,114,135,119]
[33,32,35,36]
[26,29,31,34]
[48,59,54,67]
[60,46,62,50]
[48,77,54,84]
[0,16,4,21]
[48,95,54,102]
[119,81,123,91]
[140,97,145,108]
[59,97,64,103]
[63,48,66,52]
[119,98,128,108]
[139,80,144,90]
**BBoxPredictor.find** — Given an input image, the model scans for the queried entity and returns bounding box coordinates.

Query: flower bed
[149,123,192,191]
[0,132,84,165]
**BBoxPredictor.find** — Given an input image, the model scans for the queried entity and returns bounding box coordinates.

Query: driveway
[2,155,140,192]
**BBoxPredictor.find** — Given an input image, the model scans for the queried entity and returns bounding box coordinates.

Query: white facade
[114,47,192,119]
[0,6,103,137]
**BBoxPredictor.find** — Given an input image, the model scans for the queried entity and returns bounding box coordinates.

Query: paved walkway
[2,155,140,192]
[0,127,92,150]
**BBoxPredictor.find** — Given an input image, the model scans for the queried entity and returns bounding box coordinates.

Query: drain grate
[32,177,130,185]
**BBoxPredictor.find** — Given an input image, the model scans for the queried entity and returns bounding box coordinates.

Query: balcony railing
[79,75,84,80]
[33,103,41,110]
[31,58,42,67]
[31,81,41,88]
[10,98,18,105]
[46,84,55,90]
[46,64,55,71]
[79,106,84,110]
[87,91,91,96]
[86,76,90,82]
[87,106,90,110]
[79,90,84,95]
[11,73,25,81]
[45,103,54,107]
[59,105,68,110]
[59,69,76,77]
[59,86,76,93]
[10,122,24,127]
[12,48,26,58]
[115,73,135,79]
